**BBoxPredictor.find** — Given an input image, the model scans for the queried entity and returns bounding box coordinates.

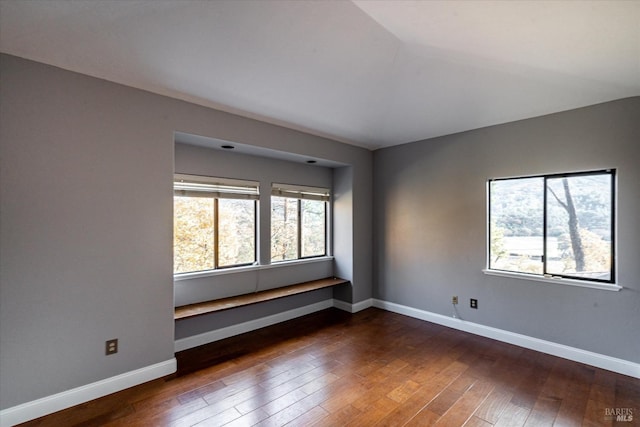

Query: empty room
[0,1,638,426]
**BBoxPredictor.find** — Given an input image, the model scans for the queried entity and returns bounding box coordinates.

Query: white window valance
[174,174,259,200]
[271,183,330,202]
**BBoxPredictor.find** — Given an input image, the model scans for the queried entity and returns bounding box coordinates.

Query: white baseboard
[333,298,373,313]
[175,298,376,352]
[373,299,640,379]
[175,299,335,352]
[0,358,176,427]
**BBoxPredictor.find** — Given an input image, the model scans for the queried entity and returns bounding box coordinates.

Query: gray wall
[332,166,354,302]
[373,97,640,363]
[0,54,372,410]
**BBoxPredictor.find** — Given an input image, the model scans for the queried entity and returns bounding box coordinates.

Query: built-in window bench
[174,277,349,320]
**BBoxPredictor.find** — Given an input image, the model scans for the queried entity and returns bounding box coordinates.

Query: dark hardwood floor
[20,308,639,426]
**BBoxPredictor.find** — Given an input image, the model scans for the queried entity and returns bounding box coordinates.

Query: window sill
[482,269,622,291]
[174,256,334,282]
[261,256,333,270]
[174,264,260,281]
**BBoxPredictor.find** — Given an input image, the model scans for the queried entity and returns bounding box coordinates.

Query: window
[488,170,615,283]
[271,184,329,262]
[174,174,258,274]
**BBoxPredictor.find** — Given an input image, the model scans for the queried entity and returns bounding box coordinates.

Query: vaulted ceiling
[1,0,638,150]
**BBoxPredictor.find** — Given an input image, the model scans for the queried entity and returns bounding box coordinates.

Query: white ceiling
[1,0,638,150]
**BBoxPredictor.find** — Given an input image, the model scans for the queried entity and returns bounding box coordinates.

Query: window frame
[271,183,330,263]
[213,197,258,269]
[173,174,258,275]
[486,169,617,288]
[300,198,328,259]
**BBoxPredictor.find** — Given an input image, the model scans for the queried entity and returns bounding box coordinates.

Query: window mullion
[543,177,548,275]
[253,200,258,265]
[487,181,492,270]
[214,198,219,269]
[610,173,616,283]
[297,199,302,259]
[324,201,328,256]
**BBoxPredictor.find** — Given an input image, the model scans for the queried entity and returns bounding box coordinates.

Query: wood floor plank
[350,383,390,412]
[373,360,468,426]
[494,402,531,427]
[236,361,342,415]
[18,308,639,427]
[522,396,562,426]
[583,369,617,427]
[223,407,271,427]
[387,379,422,403]
[509,353,555,410]
[256,388,309,417]
[463,415,494,427]
[614,374,640,412]
[426,374,477,416]
[548,364,593,427]
[176,380,227,405]
[583,399,613,427]
[258,361,318,390]
[297,371,340,395]
[255,372,366,426]
[472,388,513,424]
[253,394,320,427]
[344,397,399,427]
[192,406,242,426]
[102,397,208,427]
[167,402,236,427]
[132,399,211,427]
[309,404,361,426]
[435,379,495,426]
[404,408,441,426]
[287,405,330,426]
[426,386,467,417]
[319,380,369,413]
[202,383,263,408]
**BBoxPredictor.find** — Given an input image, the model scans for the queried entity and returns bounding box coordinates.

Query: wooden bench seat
[174,277,349,320]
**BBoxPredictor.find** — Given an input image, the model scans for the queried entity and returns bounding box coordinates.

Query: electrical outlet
[470,299,478,309]
[452,296,458,305]
[106,339,118,355]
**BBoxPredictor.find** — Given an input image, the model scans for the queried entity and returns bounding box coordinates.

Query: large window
[488,170,615,283]
[271,184,329,262]
[174,174,258,274]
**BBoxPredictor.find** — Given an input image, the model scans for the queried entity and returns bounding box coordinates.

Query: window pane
[301,199,326,257]
[546,174,612,281]
[271,196,298,261]
[489,177,544,274]
[174,196,214,274]
[218,199,256,267]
